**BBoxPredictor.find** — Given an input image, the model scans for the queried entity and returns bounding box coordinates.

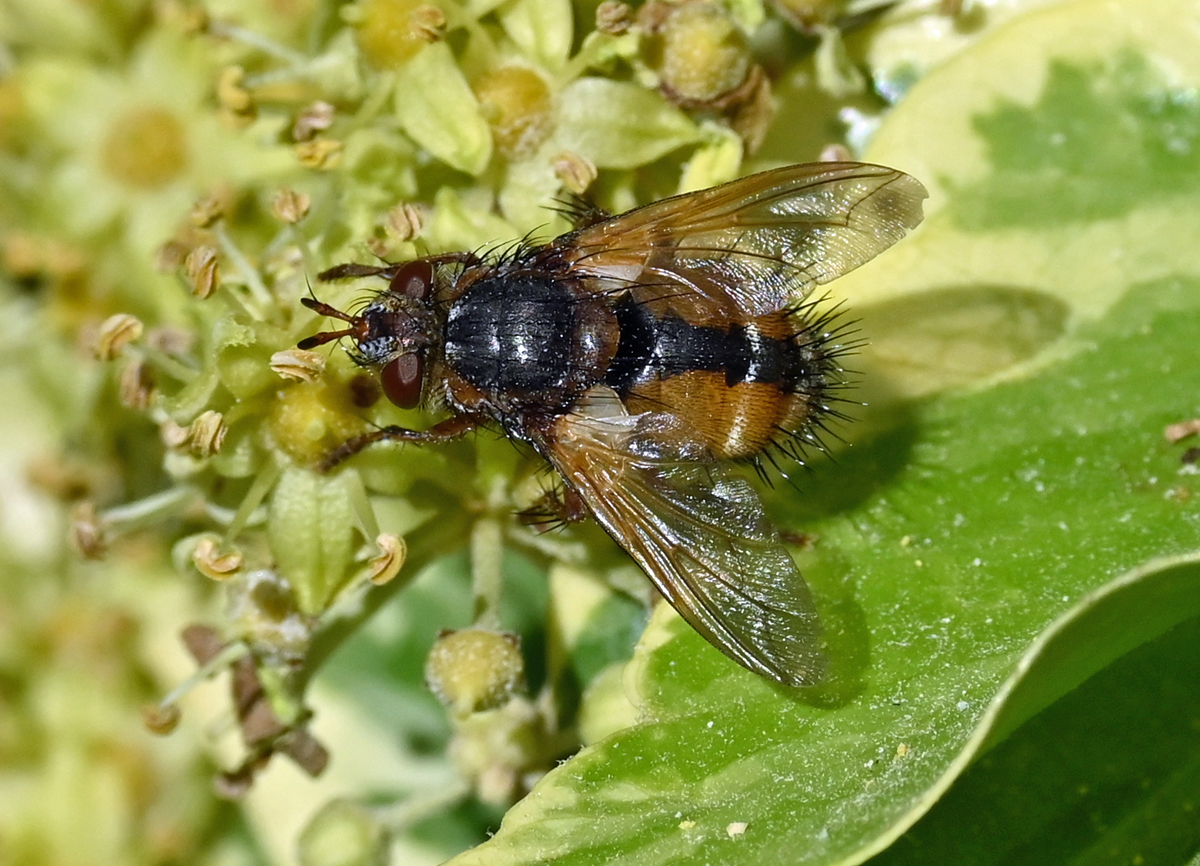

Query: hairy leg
[319,414,482,472]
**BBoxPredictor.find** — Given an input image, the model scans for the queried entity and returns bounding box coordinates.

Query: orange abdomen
[604,296,840,461]
[625,373,818,460]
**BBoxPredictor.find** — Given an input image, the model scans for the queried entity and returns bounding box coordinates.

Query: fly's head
[299,260,439,409]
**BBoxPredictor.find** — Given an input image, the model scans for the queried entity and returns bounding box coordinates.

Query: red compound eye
[389,260,434,301]
[380,354,423,409]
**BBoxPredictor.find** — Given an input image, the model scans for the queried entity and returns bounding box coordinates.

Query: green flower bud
[425,628,525,715]
[353,0,437,69]
[473,66,554,159]
[99,106,189,190]
[654,4,751,105]
[298,800,387,866]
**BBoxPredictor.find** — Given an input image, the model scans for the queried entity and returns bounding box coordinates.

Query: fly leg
[518,484,590,532]
[317,251,483,283]
[319,414,482,472]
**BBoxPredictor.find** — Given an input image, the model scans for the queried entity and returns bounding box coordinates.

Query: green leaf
[954,52,1200,230]
[268,466,359,616]
[447,0,1200,863]
[496,0,573,69]
[872,574,1200,866]
[392,43,492,176]
[554,78,701,169]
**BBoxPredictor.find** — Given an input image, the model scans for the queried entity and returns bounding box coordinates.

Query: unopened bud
[596,0,634,34]
[189,410,227,458]
[292,101,335,142]
[367,533,406,585]
[193,536,243,580]
[272,188,311,224]
[297,800,386,866]
[118,360,156,409]
[384,203,423,242]
[190,192,227,228]
[425,628,525,715]
[410,5,447,41]
[271,349,326,382]
[69,501,107,559]
[553,152,597,195]
[295,139,343,170]
[185,245,221,299]
[217,65,256,125]
[142,702,182,735]
[94,313,144,361]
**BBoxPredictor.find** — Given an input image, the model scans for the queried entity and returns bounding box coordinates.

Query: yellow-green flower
[19,29,296,258]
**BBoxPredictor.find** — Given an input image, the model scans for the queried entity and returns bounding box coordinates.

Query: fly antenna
[299,296,362,349]
[301,296,359,324]
[297,327,354,350]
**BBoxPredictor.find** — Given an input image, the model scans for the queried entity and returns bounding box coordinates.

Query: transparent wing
[559,162,927,315]
[535,389,826,686]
